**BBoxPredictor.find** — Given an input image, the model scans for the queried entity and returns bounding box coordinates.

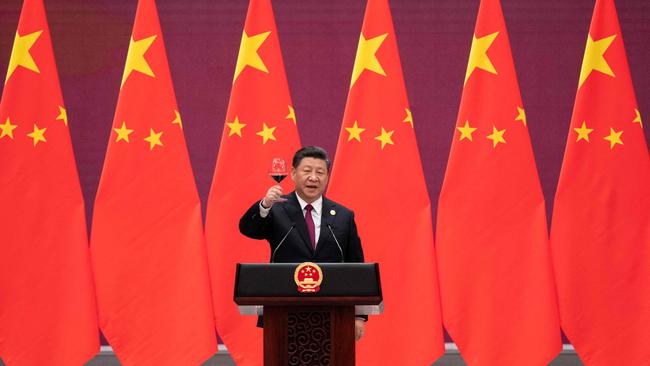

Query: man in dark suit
[239,146,366,340]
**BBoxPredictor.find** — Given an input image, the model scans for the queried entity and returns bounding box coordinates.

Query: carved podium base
[263,306,355,366]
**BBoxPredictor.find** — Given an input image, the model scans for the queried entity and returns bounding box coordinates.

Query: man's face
[291,157,329,203]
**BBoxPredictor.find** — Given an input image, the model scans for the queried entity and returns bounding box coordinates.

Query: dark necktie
[304,204,316,250]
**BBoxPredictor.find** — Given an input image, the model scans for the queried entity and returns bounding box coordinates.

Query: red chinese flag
[0,0,99,364]
[90,0,216,364]
[436,0,561,364]
[327,0,444,364]
[204,0,300,364]
[550,0,650,364]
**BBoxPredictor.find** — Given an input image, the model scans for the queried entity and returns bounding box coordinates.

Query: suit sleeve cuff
[259,200,271,218]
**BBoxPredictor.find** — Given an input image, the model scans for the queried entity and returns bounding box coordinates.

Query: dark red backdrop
[1,0,649,349]
[1,0,648,240]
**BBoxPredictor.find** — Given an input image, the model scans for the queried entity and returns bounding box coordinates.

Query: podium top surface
[234,263,382,306]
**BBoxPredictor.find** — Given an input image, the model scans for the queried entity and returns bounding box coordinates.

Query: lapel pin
[330,209,336,216]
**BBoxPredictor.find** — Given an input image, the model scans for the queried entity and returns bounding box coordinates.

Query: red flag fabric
[326,0,444,364]
[436,0,561,364]
[204,0,301,364]
[90,0,216,364]
[0,0,99,364]
[550,0,650,364]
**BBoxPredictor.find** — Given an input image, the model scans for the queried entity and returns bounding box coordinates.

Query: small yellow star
[465,31,499,84]
[457,120,477,141]
[486,125,506,148]
[114,122,134,143]
[632,108,642,127]
[121,35,157,88]
[574,121,594,142]
[579,34,616,88]
[171,110,182,129]
[286,105,296,124]
[5,30,42,84]
[234,31,271,82]
[350,33,388,88]
[144,128,163,150]
[603,127,623,149]
[256,123,276,144]
[56,106,68,126]
[403,108,413,128]
[27,123,47,146]
[374,127,394,149]
[345,120,366,142]
[0,117,18,139]
[515,106,526,126]
[226,116,247,137]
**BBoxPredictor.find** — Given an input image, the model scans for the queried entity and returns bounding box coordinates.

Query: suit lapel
[283,192,314,255]
[315,197,335,257]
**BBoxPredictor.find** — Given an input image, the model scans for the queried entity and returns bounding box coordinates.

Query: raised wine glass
[269,157,288,183]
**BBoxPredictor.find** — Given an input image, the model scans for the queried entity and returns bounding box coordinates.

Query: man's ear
[290,167,297,182]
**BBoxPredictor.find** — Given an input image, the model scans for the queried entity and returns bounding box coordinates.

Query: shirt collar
[295,193,322,214]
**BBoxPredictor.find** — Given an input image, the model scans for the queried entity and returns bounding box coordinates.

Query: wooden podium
[234,263,382,366]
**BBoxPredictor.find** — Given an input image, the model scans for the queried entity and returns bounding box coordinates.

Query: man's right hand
[261,184,286,208]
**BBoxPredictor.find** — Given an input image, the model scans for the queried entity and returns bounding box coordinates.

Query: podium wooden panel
[263,305,354,366]
[234,263,382,366]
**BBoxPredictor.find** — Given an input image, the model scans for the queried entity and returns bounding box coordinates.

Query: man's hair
[292,146,331,171]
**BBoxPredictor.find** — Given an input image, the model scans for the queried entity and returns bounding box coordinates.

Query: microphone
[327,224,344,263]
[271,223,294,263]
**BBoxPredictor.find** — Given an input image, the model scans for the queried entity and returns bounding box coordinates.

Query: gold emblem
[330,209,336,216]
[294,262,323,293]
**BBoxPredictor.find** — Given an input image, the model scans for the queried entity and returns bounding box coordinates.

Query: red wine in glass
[271,174,286,183]
[269,157,288,183]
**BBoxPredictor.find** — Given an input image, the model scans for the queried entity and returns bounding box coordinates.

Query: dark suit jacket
[239,192,364,263]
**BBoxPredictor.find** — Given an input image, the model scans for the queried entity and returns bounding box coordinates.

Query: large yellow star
[226,116,247,137]
[56,106,68,126]
[345,120,365,142]
[457,120,477,141]
[632,108,642,127]
[579,34,616,88]
[256,123,276,144]
[515,106,526,126]
[144,128,163,150]
[27,123,46,146]
[114,121,134,143]
[286,105,296,124]
[403,108,413,128]
[171,110,182,129]
[574,121,594,142]
[603,127,623,149]
[486,125,506,148]
[5,30,42,84]
[121,35,157,88]
[465,31,499,84]
[0,117,18,139]
[234,31,271,82]
[350,33,388,88]
[374,127,394,149]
